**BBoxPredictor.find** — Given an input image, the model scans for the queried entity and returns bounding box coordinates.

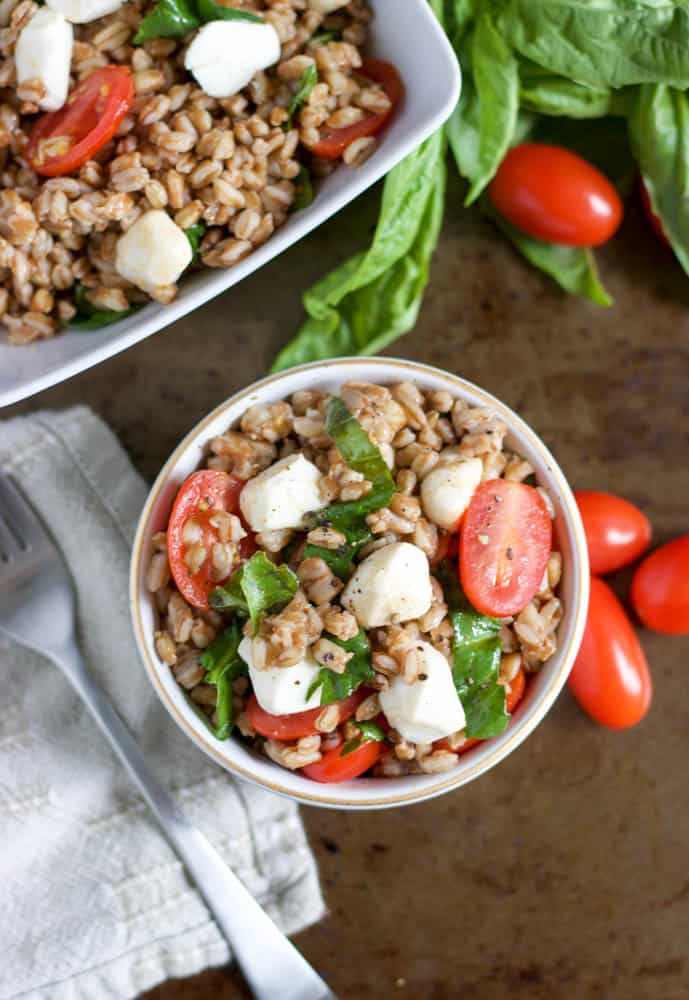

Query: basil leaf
[270,129,446,369]
[209,552,298,633]
[134,0,199,43]
[323,397,394,514]
[292,166,314,212]
[307,629,374,705]
[495,0,689,90]
[197,621,247,739]
[69,283,138,330]
[185,220,206,262]
[628,83,689,278]
[309,29,340,45]
[301,522,371,581]
[196,0,262,22]
[285,63,317,129]
[340,720,387,757]
[519,61,613,119]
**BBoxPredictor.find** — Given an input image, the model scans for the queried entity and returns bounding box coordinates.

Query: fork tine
[0,471,48,553]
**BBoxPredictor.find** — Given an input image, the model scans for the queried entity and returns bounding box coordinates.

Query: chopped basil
[307,629,375,704]
[185,220,206,262]
[340,720,387,757]
[209,551,298,633]
[197,621,247,739]
[134,0,259,44]
[291,166,314,212]
[69,283,138,330]
[308,29,340,46]
[285,63,318,129]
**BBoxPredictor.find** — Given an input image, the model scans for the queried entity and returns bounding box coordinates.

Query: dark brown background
[9,174,689,999]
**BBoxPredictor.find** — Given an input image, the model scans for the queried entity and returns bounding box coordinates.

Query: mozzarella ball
[15,9,73,112]
[115,210,192,294]
[420,457,483,531]
[184,20,281,99]
[239,637,322,716]
[46,0,123,24]
[341,541,433,629]
[239,453,325,532]
[379,642,465,744]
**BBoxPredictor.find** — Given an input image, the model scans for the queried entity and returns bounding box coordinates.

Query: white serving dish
[130,357,590,810]
[0,0,461,407]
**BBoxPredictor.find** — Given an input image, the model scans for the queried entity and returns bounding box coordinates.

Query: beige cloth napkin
[0,406,324,1000]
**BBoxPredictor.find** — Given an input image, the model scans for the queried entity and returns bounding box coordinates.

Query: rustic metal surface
[8,175,689,999]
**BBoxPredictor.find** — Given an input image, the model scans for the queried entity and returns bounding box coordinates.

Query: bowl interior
[130,358,589,809]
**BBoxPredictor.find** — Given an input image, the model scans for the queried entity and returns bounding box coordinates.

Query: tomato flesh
[631,534,689,635]
[302,737,385,783]
[568,577,652,729]
[246,689,367,741]
[166,470,255,611]
[27,66,134,177]
[489,143,623,247]
[310,58,402,160]
[575,490,651,576]
[460,480,552,618]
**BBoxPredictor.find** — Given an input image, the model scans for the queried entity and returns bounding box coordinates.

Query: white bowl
[130,358,590,810]
[0,0,461,407]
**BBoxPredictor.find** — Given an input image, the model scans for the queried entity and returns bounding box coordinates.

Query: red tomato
[166,470,255,610]
[459,480,552,618]
[246,689,367,741]
[435,668,526,753]
[631,534,689,635]
[639,178,669,246]
[27,67,134,177]
[310,58,402,160]
[489,143,623,247]
[568,577,652,728]
[574,490,652,576]
[302,738,385,783]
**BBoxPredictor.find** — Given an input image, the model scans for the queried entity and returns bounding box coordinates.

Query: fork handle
[55,640,334,1000]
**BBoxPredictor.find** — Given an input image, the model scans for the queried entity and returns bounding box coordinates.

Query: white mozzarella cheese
[308,0,350,12]
[15,9,73,112]
[115,210,192,294]
[184,20,281,99]
[239,636,322,716]
[420,457,483,531]
[341,541,433,629]
[379,642,465,744]
[239,453,325,532]
[46,0,123,24]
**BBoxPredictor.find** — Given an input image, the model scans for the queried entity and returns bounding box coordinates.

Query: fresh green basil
[307,629,375,705]
[195,0,261,22]
[309,29,340,46]
[197,621,247,739]
[285,63,317,129]
[519,61,614,119]
[134,0,199,43]
[69,283,138,330]
[209,552,298,633]
[302,521,371,582]
[185,220,206,263]
[292,166,314,212]
[340,720,387,757]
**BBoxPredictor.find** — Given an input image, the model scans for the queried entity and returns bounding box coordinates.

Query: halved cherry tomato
[27,66,134,177]
[639,179,669,246]
[310,58,402,160]
[302,737,385,783]
[459,480,552,618]
[246,689,367,741]
[167,470,255,610]
[436,668,526,754]
[489,143,623,247]
[574,490,651,576]
[631,534,689,635]
[568,577,652,729]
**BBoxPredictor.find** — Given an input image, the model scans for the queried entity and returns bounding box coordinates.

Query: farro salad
[0,0,400,343]
[147,380,564,783]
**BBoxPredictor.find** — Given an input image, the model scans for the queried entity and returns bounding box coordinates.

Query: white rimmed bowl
[130,358,590,810]
[0,0,461,407]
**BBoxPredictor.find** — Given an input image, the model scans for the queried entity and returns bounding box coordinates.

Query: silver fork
[0,471,334,1000]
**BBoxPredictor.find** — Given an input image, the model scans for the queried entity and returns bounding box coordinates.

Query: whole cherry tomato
[631,534,689,635]
[575,490,651,576]
[568,577,652,729]
[489,143,623,247]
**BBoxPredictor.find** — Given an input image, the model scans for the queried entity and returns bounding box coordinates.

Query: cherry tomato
[574,490,652,576]
[631,534,689,635]
[27,67,134,177]
[460,480,552,618]
[310,58,402,160]
[639,178,669,246]
[166,470,255,610]
[246,689,367,741]
[489,143,623,247]
[435,668,526,754]
[568,577,652,729]
[302,737,385,783]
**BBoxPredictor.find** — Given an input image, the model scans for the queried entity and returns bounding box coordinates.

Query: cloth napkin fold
[0,406,324,1000]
